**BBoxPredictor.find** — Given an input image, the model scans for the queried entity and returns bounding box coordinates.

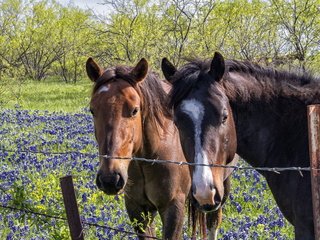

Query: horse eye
[90,109,94,116]
[131,107,139,117]
[222,110,228,123]
[222,114,228,123]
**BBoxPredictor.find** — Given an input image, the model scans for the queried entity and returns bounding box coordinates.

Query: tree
[94,0,162,68]
[54,7,93,83]
[17,0,64,81]
[160,0,196,65]
[271,0,320,71]
[1,0,320,82]
[0,0,26,79]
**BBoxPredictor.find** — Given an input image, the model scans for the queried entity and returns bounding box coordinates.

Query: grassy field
[0,78,294,239]
[0,78,92,112]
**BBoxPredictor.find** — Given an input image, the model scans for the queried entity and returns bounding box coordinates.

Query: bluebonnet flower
[0,109,293,239]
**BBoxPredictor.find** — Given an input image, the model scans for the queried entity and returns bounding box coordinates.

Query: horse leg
[125,198,157,239]
[206,176,231,239]
[158,194,186,240]
[295,229,315,240]
[294,223,315,240]
[206,208,222,240]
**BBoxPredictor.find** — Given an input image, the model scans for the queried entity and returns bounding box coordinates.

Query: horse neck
[224,73,311,169]
[138,115,180,160]
[137,81,181,160]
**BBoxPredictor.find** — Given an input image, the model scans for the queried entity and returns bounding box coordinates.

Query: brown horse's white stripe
[180,99,214,202]
[97,68,115,94]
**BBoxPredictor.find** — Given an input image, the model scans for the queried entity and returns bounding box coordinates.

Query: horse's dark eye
[131,107,139,117]
[90,109,94,116]
[222,110,228,123]
[222,114,228,123]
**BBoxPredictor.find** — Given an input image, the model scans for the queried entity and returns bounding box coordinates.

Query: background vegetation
[0,0,320,87]
[0,0,317,238]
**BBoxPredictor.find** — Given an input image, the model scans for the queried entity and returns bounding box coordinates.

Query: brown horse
[162,53,238,239]
[162,52,320,239]
[86,57,192,239]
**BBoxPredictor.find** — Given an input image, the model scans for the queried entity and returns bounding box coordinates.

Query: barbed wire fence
[0,140,319,239]
[1,147,318,173]
[0,147,162,239]
[0,203,160,239]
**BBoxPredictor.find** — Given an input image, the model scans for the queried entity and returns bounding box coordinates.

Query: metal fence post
[307,104,320,239]
[60,175,84,240]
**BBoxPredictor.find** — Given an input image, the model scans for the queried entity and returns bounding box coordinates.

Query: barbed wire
[1,147,318,175]
[0,147,160,238]
[0,204,66,221]
[0,204,160,239]
[102,155,317,176]
[0,147,318,238]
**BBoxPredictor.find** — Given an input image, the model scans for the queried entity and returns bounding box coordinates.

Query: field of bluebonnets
[0,82,294,239]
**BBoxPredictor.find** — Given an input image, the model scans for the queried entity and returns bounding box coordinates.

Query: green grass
[0,77,92,112]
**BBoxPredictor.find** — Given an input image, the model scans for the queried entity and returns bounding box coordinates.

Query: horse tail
[188,198,207,239]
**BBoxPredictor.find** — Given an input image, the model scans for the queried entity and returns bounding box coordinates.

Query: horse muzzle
[192,185,222,212]
[96,170,125,195]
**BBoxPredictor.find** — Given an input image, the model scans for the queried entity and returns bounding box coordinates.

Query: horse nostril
[214,189,222,206]
[95,171,126,194]
[115,173,124,190]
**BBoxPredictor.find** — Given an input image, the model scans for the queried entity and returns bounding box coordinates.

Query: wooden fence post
[60,175,84,240]
[307,104,320,239]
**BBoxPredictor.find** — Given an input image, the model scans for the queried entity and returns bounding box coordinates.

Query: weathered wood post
[60,175,84,240]
[307,104,320,239]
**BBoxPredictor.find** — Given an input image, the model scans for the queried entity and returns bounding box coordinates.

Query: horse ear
[161,58,176,82]
[131,58,148,82]
[208,52,225,82]
[86,57,103,82]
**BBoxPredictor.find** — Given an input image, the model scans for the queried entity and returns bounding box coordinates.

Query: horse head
[86,58,148,195]
[162,52,237,211]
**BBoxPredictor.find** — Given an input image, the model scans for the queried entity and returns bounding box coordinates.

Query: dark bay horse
[161,52,320,239]
[86,57,191,239]
[161,54,238,239]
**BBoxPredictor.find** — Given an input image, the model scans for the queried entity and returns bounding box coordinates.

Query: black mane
[169,59,211,108]
[169,59,320,107]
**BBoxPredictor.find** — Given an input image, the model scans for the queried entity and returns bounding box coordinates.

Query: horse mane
[169,58,320,107]
[224,60,320,104]
[169,59,211,109]
[93,65,171,133]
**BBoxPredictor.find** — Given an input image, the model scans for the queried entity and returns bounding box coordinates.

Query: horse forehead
[180,99,205,122]
[93,82,139,107]
[96,80,136,95]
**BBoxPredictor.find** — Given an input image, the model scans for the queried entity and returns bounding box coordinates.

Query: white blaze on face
[180,99,213,199]
[98,86,109,94]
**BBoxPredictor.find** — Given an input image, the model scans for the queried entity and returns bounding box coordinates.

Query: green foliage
[270,0,320,70]
[0,0,93,82]
[94,0,320,71]
[1,0,320,82]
